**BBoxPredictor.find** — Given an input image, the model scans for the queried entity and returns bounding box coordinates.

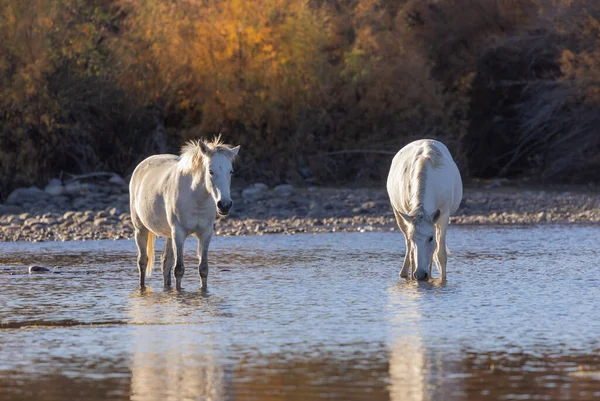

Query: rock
[361,201,376,209]
[108,174,127,186]
[6,215,23,224]
[93,217,118,227]
[0,205,25,216]
[40,217,58,225]
[109,207,120,216]
[273,184,295,197]
[44,182,64,196]
[29,265,51,273]
[242,183,269,202]
[64,181,94,197]
[76,215,94,224]
[6,186,49,205]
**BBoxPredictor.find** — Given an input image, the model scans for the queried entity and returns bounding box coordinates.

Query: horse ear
[198,140,210,156]
[228,145,240,160]
[431,209,441,224]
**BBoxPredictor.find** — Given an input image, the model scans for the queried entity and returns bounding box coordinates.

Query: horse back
[387,139,462,215]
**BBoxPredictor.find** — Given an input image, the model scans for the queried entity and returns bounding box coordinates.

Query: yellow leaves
[178,99,191,110]
[40,114,51,128]
[112,0,332,129]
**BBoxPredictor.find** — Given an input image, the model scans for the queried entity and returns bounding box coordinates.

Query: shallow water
[1,226,600,401]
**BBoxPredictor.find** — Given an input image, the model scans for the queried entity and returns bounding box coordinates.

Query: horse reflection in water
[128,290,231,401]
[387,282,463,401]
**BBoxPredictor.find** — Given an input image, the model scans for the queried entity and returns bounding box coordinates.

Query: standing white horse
[129,137,240,289]
[386,139,462,280]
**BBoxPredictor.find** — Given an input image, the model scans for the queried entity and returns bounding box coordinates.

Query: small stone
[6,215,23,224]
[6,186,49,205]
[29,265,51,273]
[63,211,76,220]
[40,217,58,225]
[273,184,295,196]
[361,201,376,210]
[93,217,115,226]
[44,183,64,196]
[64,181,94,197]
[254,183,268,190]
[242,184,268,202]
[108,174,127,186]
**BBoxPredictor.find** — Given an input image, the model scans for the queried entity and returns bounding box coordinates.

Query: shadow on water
[1,227,600,400]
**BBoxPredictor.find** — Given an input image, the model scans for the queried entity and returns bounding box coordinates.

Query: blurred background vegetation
[1,0,599,198]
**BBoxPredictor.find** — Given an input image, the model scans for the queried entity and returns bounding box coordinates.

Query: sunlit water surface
[1,226,600,401]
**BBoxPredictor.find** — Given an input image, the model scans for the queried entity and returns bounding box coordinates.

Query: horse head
[399,209,441,280]
[181,137,240,216]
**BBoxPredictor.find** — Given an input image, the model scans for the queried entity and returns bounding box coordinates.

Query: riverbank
[0,179,599,242]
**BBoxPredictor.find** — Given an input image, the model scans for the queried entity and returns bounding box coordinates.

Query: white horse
[386,139,462,280]
[129,137,240,289]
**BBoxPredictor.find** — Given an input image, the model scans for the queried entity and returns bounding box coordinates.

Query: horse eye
[230,170,234,175]
[209,170,214,176]
[428,236,434,242]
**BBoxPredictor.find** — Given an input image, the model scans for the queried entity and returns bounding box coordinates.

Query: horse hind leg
[134,227,149,288]
[161,238,174,288]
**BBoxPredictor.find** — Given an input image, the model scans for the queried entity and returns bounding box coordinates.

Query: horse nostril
[217,201,232,211]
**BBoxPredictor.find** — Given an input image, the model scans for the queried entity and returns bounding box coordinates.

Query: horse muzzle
[217,200,233,216]
[414,270,429,281]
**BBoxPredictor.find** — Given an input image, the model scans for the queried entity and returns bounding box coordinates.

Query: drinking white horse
[386,139,462,280]
[129,137,240,289]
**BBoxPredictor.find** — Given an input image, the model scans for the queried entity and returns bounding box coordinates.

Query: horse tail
[146,232,155,277]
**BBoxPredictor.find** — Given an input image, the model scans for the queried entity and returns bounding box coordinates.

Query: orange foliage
[1,0,600,196]
[116,0,331,133]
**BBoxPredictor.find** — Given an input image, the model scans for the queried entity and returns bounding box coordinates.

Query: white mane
[178,135,238,173]
[400,144,444,217]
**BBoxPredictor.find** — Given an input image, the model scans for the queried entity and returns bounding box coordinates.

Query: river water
[1,226,599,400]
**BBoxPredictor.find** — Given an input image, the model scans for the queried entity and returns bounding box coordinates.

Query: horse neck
[182,169,211,201]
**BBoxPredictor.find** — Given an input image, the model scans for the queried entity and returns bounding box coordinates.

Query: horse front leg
[161,237,174,288]
[394,209,412,279]
[171,226,187,290]
[196,230,213,289]
[435,215,450,280]
[134,227,149,289]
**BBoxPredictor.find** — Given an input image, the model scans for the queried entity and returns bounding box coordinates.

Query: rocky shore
[0,176,599,242]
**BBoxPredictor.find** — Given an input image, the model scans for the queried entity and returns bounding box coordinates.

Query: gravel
[1,182,599,242]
